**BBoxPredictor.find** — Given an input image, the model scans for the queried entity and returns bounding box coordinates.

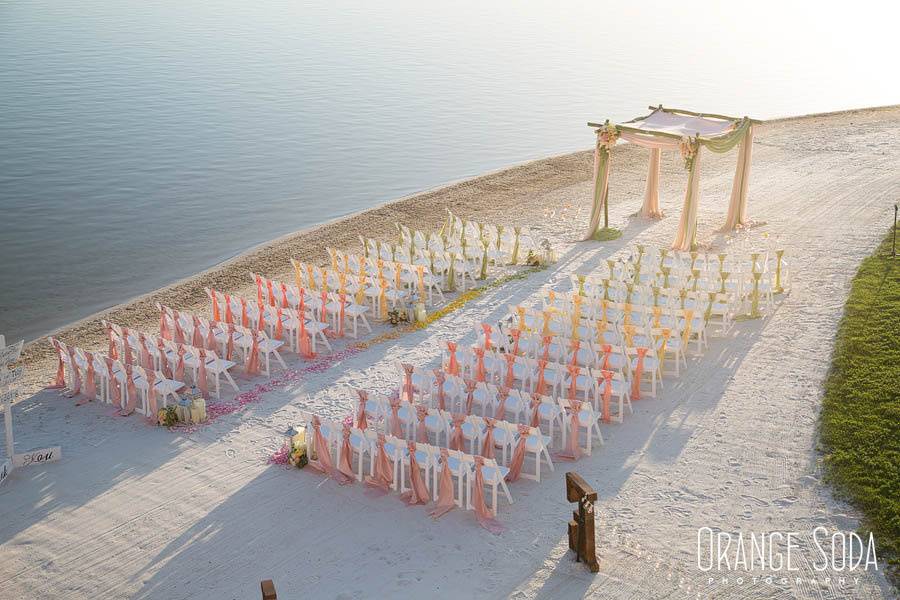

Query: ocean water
[1,0,897,342]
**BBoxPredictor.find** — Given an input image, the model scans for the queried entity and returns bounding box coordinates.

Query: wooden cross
[566,471,599,572]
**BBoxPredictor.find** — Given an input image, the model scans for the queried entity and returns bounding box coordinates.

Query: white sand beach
[1,106,898,599]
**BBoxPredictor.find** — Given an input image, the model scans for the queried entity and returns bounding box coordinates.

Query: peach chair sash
[157,339,173,378]
[105,356,121,406]
[48,339,66,388]
[400,441,429,506]
[495,387,510,422]
[415,404,429,443]
[509,328,522,356]
[429,448,456,519]
[172,313,185,344]
[275,307,284,341]
[240,299,249,328]
[473,347,486,382]
[159,309,171,341]
[365,432,393,492]
[146,370,158,421]
[212,292,221,322]
[504,353,516,388]
[338,424,356,482]
[599,370,613,423]
[122,328,133,365]
[226,324,236,361]
[67,346,81,396]
[505,424,531,482]
[472,456,503,534]
[556,399,582,461]
[309,415,352,485]
[191,316,204,349]
[245,331,261,375]
[83,352,97,400]
[122,364,138,416]
[281,282,290,309]
[224,294,234,324]
[632,347,648,400]
[601,344,612,371]
[139,335,154,372]
[481,418,496,459]
[446,342,459,375]
[449,413,466,451]
[356,390,369,430]
[464,379,478,415]
[529,395,542,429]
[401,363,415,402]
[432,369,447,411]
[481,323,492,351]
[256,301,266,332]
[266,279,276,307]
[197,349,209,398]
[205,322,218,352]
[534,359,548,397]
[175,346,186,382]
[388,396,403,437]
[540,335,553,363]
[106,325,118,359]
[567,364,581,400]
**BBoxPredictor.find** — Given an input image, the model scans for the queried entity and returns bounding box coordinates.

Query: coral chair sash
[67,346,82,396]
[433,369,447,411]
[464,379,478,415]
[388,396,403,437]
[212,292,221,322]
[191,316,204,349]
[197,349,209,398]
[400,441,429,506]
[365,432,393,492]
[446,342,459,375]
[240,299,249,328]
[338,424,356,482]
[632,347,648,400]
[534,359,549,397]
[224,294,234,324]
[481,323,492,351]
[481,418,496,459]
[83,352,97,401]
[105,356,121,406]
[226,324,236,361]
[556,399,583,461]
[529,395,542,428]
[505,424,531,482]
[309,416,352,485]
[429,448,456,519]
[159,309,171,341]
[600,370,613,423]
[122,328,133,365]
[509,328,522,356]
[206,322,218,352]
[175,346,186,382]
[473,347,486,382]
[449,413,466,451]
[158,339,173,379]
[504,353,516,388]
[146,369,158,420]
[401,363,415,402]
[245,331,261,376]
[415,404,429,443]
[172,313,185,345]
[356,390,369,430]
[275,307,284,341]
[48,339,66,388]
[567,364,581,400]
[122,364,138,416]
[472,457,503,534]
[495,387,510,422]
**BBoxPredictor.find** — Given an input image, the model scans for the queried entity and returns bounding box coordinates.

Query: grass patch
[820,226,900,580]
[592,227,622,242]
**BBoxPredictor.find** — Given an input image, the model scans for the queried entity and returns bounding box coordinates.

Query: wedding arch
[584,105,760,249]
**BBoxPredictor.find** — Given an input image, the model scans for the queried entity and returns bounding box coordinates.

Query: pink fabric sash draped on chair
[106,324,119,359]
[245,331,261,375]
[429,448,456,519]
[122,328,133,365]
[556,399,583,461]
[473,347,486,382]
[505,424,531,482]
[146,370,158,421]
[212,292,221,322]
[495,387,509,422]
[504,353,516,388]
[481,323,492,351]
[67,346,81,396]
[48,340,66,389]
[121,364,138,416]
[224,294,234,324]
[472,457,503,534]
[356,390,369,430]
[432,369,447,411]
[365,432,393,493]
[338,424,356,482]
[309,416,352,485]
[157,339,172,378]
[191,316,204,349]
[388,397,403,437]
[159,309,171,341]
[206,323,218,352]
[464,379,477,415]
[415,404,429,443]
[599,370,613,423]
[82,352,97,402]
[172,313,185,345]
[401,363,415,402]
[400,441,429,506]
[197,349,209,398]
[529,396,542,429]
[449,413,466,451]
[632,347,648,400]
[175,346,186,383]
[481,418,496,459]
[226,324,236,361]
[139,334,154,372]
[446,342,459,375]
[105,356,121,407]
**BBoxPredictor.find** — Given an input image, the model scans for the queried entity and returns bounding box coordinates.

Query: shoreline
[16,104,899,392]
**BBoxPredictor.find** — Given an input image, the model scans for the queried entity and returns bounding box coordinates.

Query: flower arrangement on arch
[679,135,699,170]
[598,123,619,148]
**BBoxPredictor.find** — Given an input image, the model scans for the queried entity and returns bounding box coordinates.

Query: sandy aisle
[1,107,898,599]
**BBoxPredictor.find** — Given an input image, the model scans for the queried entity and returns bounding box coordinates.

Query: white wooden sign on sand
[0,340,23,366]
[13,447,62,468]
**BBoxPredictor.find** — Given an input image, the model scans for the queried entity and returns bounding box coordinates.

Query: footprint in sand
[740,494,769,507]
[774,495,799,507]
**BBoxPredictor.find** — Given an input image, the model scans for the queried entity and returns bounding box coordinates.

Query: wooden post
[565,472,599,572]
[260,579,277,600]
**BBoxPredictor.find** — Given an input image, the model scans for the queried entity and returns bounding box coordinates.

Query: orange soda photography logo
[697,527,879,588]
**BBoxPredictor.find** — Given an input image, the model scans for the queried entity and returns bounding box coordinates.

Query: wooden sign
[0,366,23,388]
[0,459,10,487]
[0,340,23,366]
[565,471,599,572]
[260,579,277,600]
[13,446,61,468]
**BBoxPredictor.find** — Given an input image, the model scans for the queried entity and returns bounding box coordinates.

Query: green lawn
[820,226,900,581]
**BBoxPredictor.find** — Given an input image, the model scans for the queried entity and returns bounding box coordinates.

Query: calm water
[1,0,898,342]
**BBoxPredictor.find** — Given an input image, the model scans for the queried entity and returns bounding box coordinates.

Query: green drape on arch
[582,139,610,240]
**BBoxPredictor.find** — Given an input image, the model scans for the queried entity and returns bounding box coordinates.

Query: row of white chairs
[302,412,513,516]
[323,249,447,305]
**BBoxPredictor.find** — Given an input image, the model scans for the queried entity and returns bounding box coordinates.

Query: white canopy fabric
[625,110,736,138]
